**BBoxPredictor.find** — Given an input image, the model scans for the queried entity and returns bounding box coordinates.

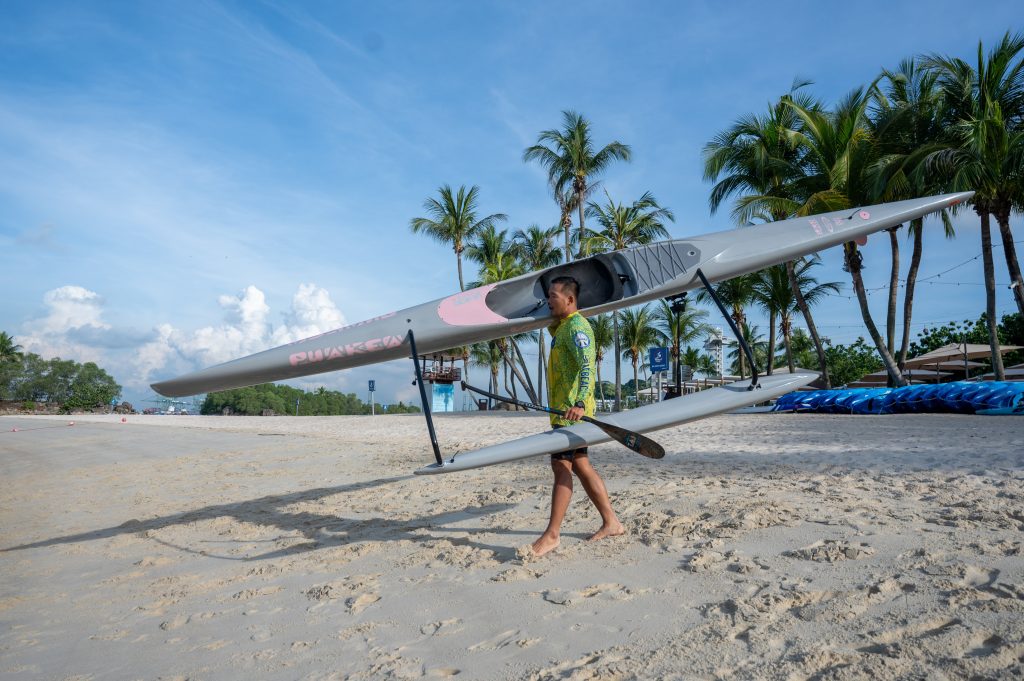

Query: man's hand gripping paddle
[461,381,665,459]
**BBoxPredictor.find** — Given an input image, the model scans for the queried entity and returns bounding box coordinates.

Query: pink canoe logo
[437,284,509,326]
[859,211,870,220]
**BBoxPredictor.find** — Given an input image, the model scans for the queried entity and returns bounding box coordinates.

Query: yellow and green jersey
[546,311,597,426]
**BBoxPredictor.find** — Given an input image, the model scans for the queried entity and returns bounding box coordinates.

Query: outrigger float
[152,191,973,472]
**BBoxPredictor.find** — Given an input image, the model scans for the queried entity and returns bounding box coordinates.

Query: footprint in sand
[541,583,641,606]
[468,629,521,651]
[420,618,463,637]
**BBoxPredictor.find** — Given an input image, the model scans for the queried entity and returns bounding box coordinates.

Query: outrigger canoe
[152,192,972,398]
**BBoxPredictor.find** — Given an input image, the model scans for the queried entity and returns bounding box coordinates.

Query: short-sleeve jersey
[546,311,597,426]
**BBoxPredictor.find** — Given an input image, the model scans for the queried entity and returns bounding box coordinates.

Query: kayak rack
[695,269,759,391]
[407,329,444,466]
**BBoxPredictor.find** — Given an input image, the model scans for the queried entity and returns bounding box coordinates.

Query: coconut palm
[726,324,769,377]
[468,250,539,403]
[870,58,956,372]
[783,86,910,386]
[0,332,23,363]
[409,184,508,292]
[514,224,564,398]
[924,32,1024,378]
[469,342,502,408]
[523,110,632,244]
[652,299,711,389]
[580,191,674,410]
[618,305,661,409]
[695,273,758,378]
[588,313,614,407]
[703,82,835,387]
[752,259,840,374]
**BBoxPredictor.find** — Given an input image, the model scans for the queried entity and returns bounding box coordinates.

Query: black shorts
[551,425,588,461]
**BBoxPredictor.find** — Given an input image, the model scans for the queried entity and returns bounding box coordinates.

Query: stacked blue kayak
[773,381,1024,415]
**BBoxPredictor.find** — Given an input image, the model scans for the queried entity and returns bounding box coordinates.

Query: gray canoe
[152,192,972,397]
[415,372,818,474]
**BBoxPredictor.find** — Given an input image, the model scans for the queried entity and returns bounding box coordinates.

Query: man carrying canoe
[532,276,624,557]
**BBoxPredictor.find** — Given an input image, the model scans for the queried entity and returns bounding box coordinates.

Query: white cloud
[18,283,349,394]
[17,285,110,363]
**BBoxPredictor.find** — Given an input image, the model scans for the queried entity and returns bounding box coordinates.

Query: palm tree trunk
[783,316,795,373]
[844,243,907,387]
[898,219,923,371]
[510,338,539,403]
[498,341,537,404]
[456,252,465,292]
[787,260,831,388]
[732,314,746,379]
[632,357,639,409]
[994,209,1024,317]
[980,211,1006,380]
[765,312,777,375]
[886,227,900,358]
[576,184,586,252]
[613,311,622,412]
[596,355,605,408]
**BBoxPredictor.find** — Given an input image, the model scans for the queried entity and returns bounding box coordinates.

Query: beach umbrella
[903,342,1023,378]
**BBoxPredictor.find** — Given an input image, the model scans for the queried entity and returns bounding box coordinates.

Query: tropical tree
[652,299,711,388]
[618,305,662,408]
[514,224,563,397]
[695,273,758,378]
[0,332,23,364]
[924,32,1024,378]
[409,184,508,292]
[783,86,911,386]
[752,258,840,373]
[588,313,615,407]
[870,58,956,372]
[469,342,503,408]
[523,110,632,246]
[580,191,674,410]
[702,82,835,386]
[726,324,769,377]
[467,246,539,404]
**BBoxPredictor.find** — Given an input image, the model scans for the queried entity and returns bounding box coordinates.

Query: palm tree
[784,86,910,387]
[870,58,956,372]
[469,342,502,409]
[514,225,563,398]
[467,246,539,404]
[925,32,1024,378]
[752,259,840,374]
[726,324,769,377]
[580,191,674,410]
[618,305,661,408]
[695,273,757,378]
[523,110,632,245]
[703,82,836,387]
[588,313,614,408]
[0,332,23,363]
[409,184,508,292]
[652,299,711,388]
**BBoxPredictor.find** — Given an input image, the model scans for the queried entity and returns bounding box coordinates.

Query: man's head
[548,276,580,319]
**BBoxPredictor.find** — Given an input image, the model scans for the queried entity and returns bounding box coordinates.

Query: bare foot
[531,534,560,557]
[588,521,625,542]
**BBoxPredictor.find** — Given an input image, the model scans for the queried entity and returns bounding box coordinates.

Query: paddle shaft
[461,381,664,459]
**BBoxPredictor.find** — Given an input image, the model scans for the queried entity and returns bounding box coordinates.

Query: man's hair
[549,276,580,300]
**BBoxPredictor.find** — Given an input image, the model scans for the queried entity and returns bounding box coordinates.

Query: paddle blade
[586,418,665,459]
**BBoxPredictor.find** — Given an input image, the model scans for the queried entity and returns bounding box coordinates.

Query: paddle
[460,381,665,460]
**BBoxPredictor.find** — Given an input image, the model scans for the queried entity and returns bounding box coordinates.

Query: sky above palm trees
[1,1,1020,406]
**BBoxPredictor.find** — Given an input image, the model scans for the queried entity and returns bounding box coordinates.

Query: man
[532,276,624,557]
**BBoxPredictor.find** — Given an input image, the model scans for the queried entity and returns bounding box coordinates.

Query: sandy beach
[1,411,1023,680]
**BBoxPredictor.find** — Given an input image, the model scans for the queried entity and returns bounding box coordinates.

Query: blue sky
[1,1,1020,408]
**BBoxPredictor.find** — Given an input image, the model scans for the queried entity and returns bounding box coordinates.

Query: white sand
[1,411,1023,679]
